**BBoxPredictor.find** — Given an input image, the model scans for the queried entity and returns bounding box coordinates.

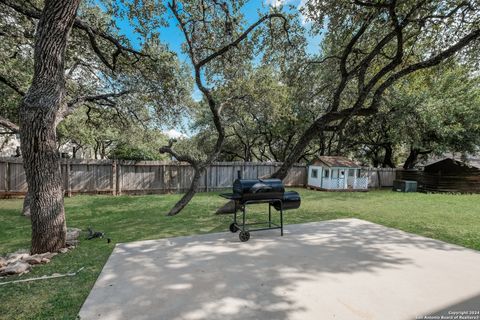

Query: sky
[105,0,322,137]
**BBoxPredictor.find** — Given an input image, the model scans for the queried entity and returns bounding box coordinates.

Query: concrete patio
[79,219,480,320]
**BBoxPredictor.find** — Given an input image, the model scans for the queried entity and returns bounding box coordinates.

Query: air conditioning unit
[393,180,417,192]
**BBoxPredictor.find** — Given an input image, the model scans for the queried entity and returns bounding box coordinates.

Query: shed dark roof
[423,153,480,168]
[424,158,480,175]
[312,156,360,168]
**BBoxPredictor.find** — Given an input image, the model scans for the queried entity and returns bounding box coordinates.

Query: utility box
[393,180,417,192]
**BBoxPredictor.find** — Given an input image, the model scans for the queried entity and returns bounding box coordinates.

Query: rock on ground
[66,239,79,247]
[66,227,82,247]
[24,255,43,265]
[24,253,57,265]
[0,232,78,277]
[7,253,30,264]
[66,228,82,241]
[0,261,31,276]
[36,252,57,260]
[0,251,60,277]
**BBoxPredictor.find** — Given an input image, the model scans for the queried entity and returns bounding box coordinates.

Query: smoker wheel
[239,231,250,242]
[229,223,239,233]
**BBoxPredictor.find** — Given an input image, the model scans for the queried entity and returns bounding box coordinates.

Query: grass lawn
[1,189,480,319]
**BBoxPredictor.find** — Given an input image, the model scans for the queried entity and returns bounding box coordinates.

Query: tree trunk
[382,145,396,168]
[19,0,81,254]
[22,190,31,217]
[271,122,321,179]
[403,148,419,169]
[403,148,432,169]
[167,166,205,216]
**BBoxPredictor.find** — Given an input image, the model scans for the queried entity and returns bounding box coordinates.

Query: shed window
[311,169,318,178]
[324,169,329,178]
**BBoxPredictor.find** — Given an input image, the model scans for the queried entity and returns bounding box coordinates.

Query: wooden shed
[307,156,368,191]
[422,158,480,193]
[397,158,480,193]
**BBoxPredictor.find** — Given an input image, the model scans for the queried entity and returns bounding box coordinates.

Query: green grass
[1,189,480,319]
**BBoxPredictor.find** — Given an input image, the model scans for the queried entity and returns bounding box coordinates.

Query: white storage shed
[307,156,368,190]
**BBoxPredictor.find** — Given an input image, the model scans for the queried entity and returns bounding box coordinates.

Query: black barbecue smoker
[220,178,301,242]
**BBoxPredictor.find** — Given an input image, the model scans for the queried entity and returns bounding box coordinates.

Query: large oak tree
[0,0,188,253]
[18,0,82,253]
[270,0,480,179]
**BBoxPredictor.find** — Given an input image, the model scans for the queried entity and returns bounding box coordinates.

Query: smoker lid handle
[250,182,273,193]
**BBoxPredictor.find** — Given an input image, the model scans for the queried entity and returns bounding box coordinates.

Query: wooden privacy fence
[362,167,396,188]
[0,158,306,197]
[0,157,396,197]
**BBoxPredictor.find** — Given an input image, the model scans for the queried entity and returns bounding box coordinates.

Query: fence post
[205,166,209,192]
[66,160,72,197]
[377,168,382,188]
[112,160,117,196]
[92,162,97,193]
[176,163,180,192]
[5,161,10,193]
[117,162,122,195]
[162,164,166,193]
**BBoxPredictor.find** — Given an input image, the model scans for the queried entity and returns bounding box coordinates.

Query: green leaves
[344,62,480,167]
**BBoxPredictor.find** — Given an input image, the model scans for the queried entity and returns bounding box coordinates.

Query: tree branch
[159,139,198,165]
[67,90,132,110]
[330,15,373,113]
[0,0,150,70]
[0,116,19,133]
[353,0,390,8]
[364,27,480,115]
[0,74,25,96]
[196,13,289,68]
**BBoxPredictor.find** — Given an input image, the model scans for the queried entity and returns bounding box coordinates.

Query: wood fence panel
[60,163,68,191]
[380,169,396,187]
[181,166,194,192]
[242,164,255,179]
[121,164,135,191]
[232,164,242,180]
[71,164,91,191]
[95,164,113,191]
[216,165,232,189]
[284,165,306,186]
[169,165,178,191]
[363,168,396,188]
[206,165,214,190]
[0,161,7,191]
[151,165,163,190]
[259,164,274,179]
[9,162,27,192]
